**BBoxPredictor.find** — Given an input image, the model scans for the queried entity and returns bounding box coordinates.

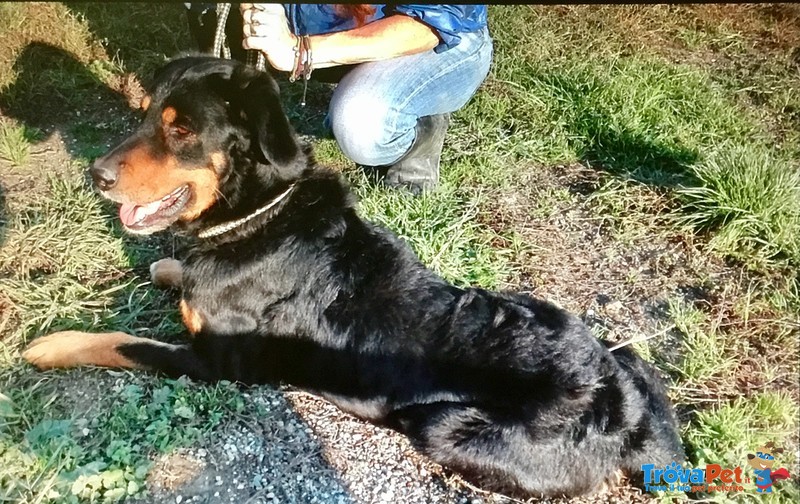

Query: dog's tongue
[119,200,162,226]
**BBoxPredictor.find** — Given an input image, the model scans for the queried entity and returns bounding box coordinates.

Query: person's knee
[329,92,408,166]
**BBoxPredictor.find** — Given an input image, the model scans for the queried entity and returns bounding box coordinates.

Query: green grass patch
[0,172,181,344]
[682,392,799,502]
[0,120,43,166]
[482,6,800,279]
[481,7,771,181]
[0,373,244,503]
[0,174,129,279]
[665,297,738,385]
[678,146,800,269]
[350,170,512,289]
[68,121,119,163]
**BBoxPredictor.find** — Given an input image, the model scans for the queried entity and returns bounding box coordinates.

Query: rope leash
[212,3,311,105]
[212,3,266,71]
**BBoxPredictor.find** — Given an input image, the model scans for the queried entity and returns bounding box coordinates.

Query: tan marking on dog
[162,106,177,124]
[179,167,219,221]
[22,331,147,370]
[110,143,220,223]
[180,299,204,335]
[140,95,151,111]
[210,151,226,174]
[150,258,183,289]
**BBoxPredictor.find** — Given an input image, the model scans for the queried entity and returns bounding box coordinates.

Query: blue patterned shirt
[283,4,488,53]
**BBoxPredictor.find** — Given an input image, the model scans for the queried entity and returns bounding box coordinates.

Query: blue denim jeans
[326,27,494,166]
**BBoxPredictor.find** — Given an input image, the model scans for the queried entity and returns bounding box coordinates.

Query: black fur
[104,56,685,498]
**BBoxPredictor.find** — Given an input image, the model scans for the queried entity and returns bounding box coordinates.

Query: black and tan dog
[23,56,684,498]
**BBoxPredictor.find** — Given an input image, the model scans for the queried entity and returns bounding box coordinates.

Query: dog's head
[747,441,784,470]
[90,56,305,235]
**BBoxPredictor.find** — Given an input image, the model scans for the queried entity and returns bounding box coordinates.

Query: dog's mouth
[118,184,191,233]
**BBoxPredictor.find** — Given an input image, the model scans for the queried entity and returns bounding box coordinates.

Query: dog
[23,56,684,498]
[747,442,791,493]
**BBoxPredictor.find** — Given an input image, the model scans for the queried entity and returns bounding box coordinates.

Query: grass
[0,3,799,503]
[473,6,800,271]
[682,392,800,503]
[678,146,800,269]
[354,177,512,289]
[1,372,244,503]
[0,120,43,166]
[0,173,183,347]
[665,297,738,386]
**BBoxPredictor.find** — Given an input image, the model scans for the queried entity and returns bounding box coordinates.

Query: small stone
[605,301,624,315]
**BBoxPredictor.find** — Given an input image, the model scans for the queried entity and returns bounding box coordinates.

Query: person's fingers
[250,4,286,15]
[249,10,288,29]
[241,3,284,21]
[242,35,270,52]
[243,24,281,41]
[241,8,252,25]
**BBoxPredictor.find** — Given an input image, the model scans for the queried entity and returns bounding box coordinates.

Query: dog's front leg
[150,258,183,289]
[22,331,211,380]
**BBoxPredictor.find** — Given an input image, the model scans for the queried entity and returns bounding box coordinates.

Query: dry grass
[0,3,100,91]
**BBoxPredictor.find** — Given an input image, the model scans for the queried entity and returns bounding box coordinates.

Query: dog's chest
[179,257,312,337]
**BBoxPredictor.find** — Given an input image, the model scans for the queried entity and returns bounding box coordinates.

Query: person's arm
[308,15,440,68]
[240,4,440,72]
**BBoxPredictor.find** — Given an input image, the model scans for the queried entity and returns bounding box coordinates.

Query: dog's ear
[228,65,305,179]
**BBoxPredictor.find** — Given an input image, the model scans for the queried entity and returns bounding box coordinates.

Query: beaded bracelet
[290,35,313,106]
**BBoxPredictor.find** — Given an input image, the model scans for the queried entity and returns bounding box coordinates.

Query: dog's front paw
[150,258,183,289]
[23,331,93,370]
[22,331,137,370]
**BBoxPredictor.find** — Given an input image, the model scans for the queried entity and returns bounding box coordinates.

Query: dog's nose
[89,162,118,191]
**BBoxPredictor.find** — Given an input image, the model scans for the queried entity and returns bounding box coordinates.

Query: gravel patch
[135,385,657,504]
[136,386,481,504]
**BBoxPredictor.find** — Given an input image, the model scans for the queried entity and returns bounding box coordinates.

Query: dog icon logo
[747,441,791,493]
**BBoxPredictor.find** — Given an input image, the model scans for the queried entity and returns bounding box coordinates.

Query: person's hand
[241,3,297,72]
